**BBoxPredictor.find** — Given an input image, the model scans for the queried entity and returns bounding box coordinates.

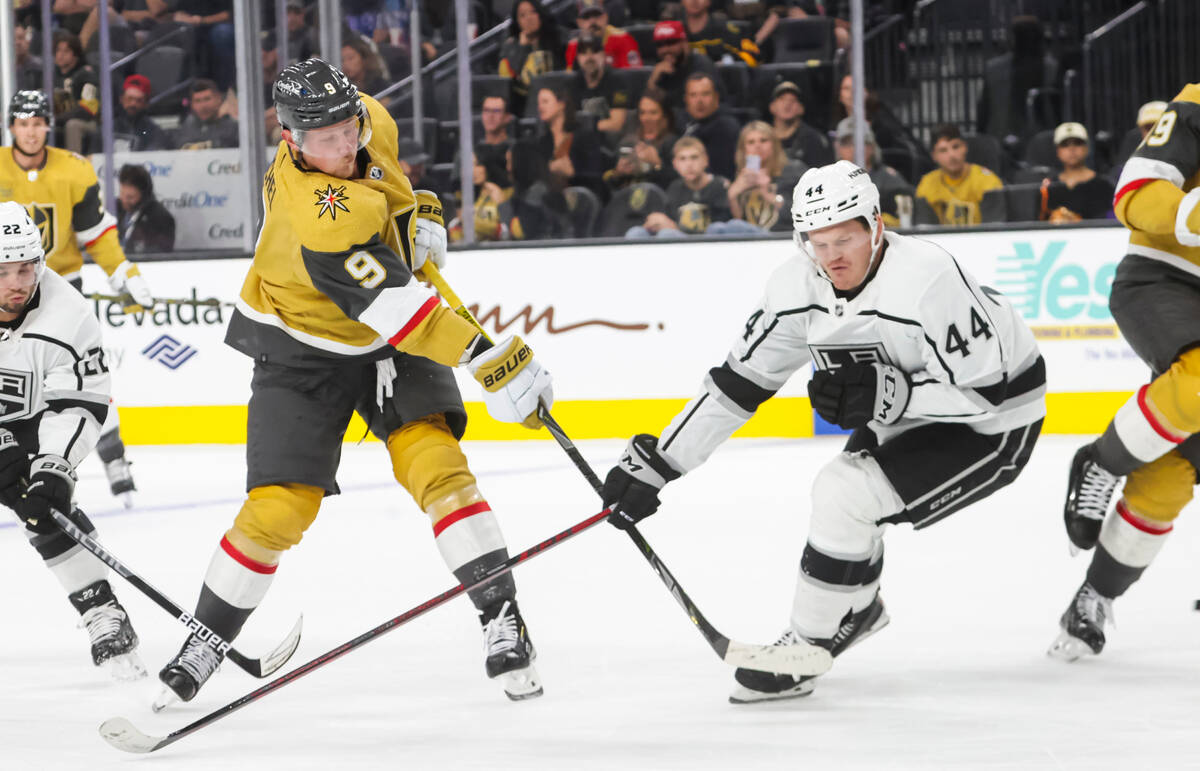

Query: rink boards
[83,225,1140,443]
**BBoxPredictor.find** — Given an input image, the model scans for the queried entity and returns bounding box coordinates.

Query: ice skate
[1048,582,1113,661]
[103,456,136,509]
[1063,445,1118,554]
[480,599,542,701]
[730,596,889,704]
[69,580,145,681]
[155,634,224,711]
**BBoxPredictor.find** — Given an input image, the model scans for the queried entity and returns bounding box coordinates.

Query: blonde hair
[735,121,787,178]
[672,136,708,159]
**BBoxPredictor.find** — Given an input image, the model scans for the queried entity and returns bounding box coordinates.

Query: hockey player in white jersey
[0,201,145,679]
[602,161,1046,702]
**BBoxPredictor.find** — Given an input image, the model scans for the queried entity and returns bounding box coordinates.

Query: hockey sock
[96,420,125,464]
[1094,381,1191,476]
[429,489,515,610]
[193,533,279,643]
[67,579,119,615]
[26,508,109,595]
[1086,499,1171,599]
[792,540,884,642]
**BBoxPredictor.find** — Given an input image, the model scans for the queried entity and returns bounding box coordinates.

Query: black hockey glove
[15,454,75,534]
[0,428,27,510]
[602,434,681,530]
[808,363,912,429]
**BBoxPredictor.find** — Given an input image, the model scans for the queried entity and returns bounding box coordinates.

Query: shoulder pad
[292,177,387,253]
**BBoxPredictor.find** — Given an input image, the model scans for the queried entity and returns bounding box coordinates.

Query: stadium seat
[966,134,1005,178]
[1023,129,1059,170]
[564,186,601,238]
[598,182,667,237]
[625,25,657,62]
[715,62,751,109]
[613,67,652,104]
[135,45,186,105]
[772,18,836,64]
[751,63,835,130]
[394,118,440,161]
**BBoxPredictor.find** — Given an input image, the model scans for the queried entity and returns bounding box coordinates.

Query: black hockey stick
[418,264,830,677]
[48,509,301,679]
[98,507,612,754]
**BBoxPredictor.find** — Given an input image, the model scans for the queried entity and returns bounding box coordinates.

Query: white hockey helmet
[0,200,46,284]
[790,161,885,284]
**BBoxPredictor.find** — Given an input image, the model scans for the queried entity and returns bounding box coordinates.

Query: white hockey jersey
[0,269,110,468]
[658,231,1046,472]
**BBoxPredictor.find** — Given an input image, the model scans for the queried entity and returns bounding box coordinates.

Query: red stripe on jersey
[1136,384,1185,444]
[388,296,440,347]
[220,536,278,574]
[1116,499,1173,535]
[1113,177,1152,208]
[432,501,492,537]
[84,224,116,248]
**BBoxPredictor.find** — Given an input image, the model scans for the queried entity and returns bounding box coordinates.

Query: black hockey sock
[1093,422,1151,477]
[800,543,884,589]
[1086,544,1146,599]
[28,507,96,562]
[96,428,126,464]
[68,579,117,615]
[453,548,516,611]
[195,584,256,643]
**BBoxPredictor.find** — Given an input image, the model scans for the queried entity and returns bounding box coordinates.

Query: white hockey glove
[468,335,553,429]
[808,363,911,429]
[602,434,682,530]
[411,190,447,273]
[109,260,153,310]
[1174,187,1200,248]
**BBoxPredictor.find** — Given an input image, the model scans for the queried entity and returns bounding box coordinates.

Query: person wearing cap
[568,34,632,138]
[647,19,719,112]
[1045,122,1113,222]
[498,0,565,112]
[565,0,642,70]
[1109,100,1169,184]
[113,74,171,151]
[770,80,832,168]
[835,118,912,227]
[915,123,1003,226]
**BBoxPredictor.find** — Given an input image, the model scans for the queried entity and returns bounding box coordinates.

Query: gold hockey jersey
[915,164,1003,226]
[0,145,128,282]
[1114,83,1200,273]
[226,94,476,368]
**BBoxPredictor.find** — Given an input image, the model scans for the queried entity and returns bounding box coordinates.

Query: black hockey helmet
[7,90,53,128]
[274,58,362,131]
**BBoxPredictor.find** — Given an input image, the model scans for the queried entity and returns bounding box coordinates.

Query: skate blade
[105,652,147,682]
[499,665,543,701]
[728,681,816,705]
[116,492,134,509]
[151,687,180,713]
[1047,630,1098,662]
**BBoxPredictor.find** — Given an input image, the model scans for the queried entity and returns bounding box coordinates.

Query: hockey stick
[48,508,301,679]
[98,507,612,754]
[417,264,832,677]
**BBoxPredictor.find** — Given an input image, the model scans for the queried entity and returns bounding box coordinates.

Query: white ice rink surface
[2,435,1198,770]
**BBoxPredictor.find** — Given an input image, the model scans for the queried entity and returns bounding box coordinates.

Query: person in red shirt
[565,0,642,70]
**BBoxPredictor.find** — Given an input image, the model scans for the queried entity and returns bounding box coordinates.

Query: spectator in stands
[51,30,100,154]
[285,0,318,65]
[113,74,172,151]
[1044,122,1114,222]
[115,0,173,37]
[566,0,642,69]
[976,15,1057,146]
[916,123,1003,226]
[508,138,571,240]
[174,79,239,150]
[1109,100,1168,183]
[174,0,235,93]
[78,0,135,51]
[784,0,850,50]
[769,80,833,167]
[53,0,94,35]
[606,87,678,192]
[471,154,512,242]
[681,0,763,66]
[626,137,733,238]
[341,36,390,99]
[834,117,914,227]
[726,121,804,233]
[264,105,283,146]
[682,72,740,179]
[498,0,565,112]
[116,164,175,254]
[477,95,515,188]
[13,25,43,91]
[646,20,719,113]
[831,73,917,159]
[534,84,607,196]
[568,35,632,141]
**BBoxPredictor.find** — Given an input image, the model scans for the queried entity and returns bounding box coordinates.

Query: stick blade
[99,717,166,754]
[229,614,303,677]
[723,640,833,676]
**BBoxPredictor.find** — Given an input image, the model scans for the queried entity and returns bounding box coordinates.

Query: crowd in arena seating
[7,0,1180,251]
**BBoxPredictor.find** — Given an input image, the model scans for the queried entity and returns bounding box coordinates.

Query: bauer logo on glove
[480,343,532,390]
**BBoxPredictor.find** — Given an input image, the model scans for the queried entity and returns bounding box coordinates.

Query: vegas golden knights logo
[740,189,779,229]
[677,202,710,234]
[629,186,648,212]
[24,203,56,255]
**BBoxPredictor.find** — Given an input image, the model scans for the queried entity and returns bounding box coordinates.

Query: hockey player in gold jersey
[156,59,554,708]
[2,90,151,504]
[1051,83,1200,660]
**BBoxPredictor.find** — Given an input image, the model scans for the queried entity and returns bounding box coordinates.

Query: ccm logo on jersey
[480,344,531,389]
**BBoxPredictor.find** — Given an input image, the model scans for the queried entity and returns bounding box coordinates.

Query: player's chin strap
[796,210,885,292]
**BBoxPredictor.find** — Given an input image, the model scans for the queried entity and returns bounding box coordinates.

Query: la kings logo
[809,342,889,370]
[0,368,33,419]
